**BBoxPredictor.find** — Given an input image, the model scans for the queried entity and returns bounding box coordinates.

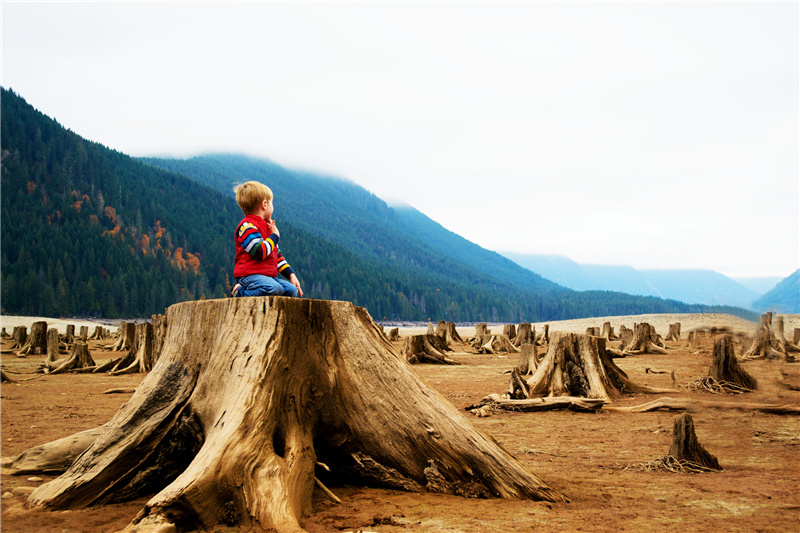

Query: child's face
[262,198,274,220]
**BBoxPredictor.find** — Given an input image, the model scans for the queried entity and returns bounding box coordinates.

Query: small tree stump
[665,323,681,342]
[709,335,757,390]
[622,323,668,355]
[503,324,516,340]
[601,322,618,341]
[435,320,448,340]
[110,322,154,375]
[44,328,63,369]
[426,322,435,335]
[387,327,400,341]
[743,313,784,360]
[478,334,520,355]
[513,323,535,346]
[585,327,600,337]
[9,326,27,350]
[151,314,167,367]
[18,321,47,356]
[401,334,460,365]
[517,344,538,375]
[64,325,75,344]
[475,323,489,339]
[794,328,800,346]
[535,324,549,346]
[668,413,722,471]
[108,322,135,352]
[44,342,96,374]
[444,322,463,344]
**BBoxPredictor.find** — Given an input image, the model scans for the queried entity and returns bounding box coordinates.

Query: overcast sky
[3,2,798,278]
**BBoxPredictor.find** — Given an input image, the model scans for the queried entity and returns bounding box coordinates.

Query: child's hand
[268,219,280,238]
[289,273,304,297]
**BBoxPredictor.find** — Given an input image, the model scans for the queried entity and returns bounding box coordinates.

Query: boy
[231,181,303,298]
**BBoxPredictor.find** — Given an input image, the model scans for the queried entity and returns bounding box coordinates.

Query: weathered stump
[401,334,459,365]
[513,323,535,346]
[426,322,435,335]
[536,324,549,346]
[517,344,539,375]
[622,323,668,355]
[503,324,516,340]
[477,334,520,354]
[78,325,89,342]
[108,322,135,352]
[64,324,75,344]
[9,326,27,350]
[506,332,671,402]
[708,335,757,390]
[665,323,681,342]
[444,322,463,344]
[151,314,167,366]
[24,297,564,532]
[111,322,154,375]
[387,327,400,341]
[668,413,722,471]
[43,342,96,374]
[585,327,600,337]
[18,320,47,356]
[743,312,784,360]
[600,322,618,341]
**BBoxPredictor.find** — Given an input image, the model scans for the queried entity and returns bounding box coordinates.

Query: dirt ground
[1,313,799,532]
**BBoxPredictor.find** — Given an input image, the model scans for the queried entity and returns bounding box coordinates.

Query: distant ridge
[503,252,763,309]
[753,269,799,313]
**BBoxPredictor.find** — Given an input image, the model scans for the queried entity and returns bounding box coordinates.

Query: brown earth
[1,314,799,533]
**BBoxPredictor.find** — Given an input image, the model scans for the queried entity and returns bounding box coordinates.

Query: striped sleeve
[276,248,295,278]
[237,221,279,260]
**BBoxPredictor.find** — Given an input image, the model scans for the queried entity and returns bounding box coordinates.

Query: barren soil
[1,313,799,532]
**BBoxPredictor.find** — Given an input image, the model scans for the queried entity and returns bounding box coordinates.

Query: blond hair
[233,181,273,214]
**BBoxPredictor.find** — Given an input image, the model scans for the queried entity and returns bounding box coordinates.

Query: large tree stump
[513,323,535,346]
[17,320,47,356]
[443,322,463,344]
[505,332,670,403]
[668,413,722,471]
[622,323,668,355]
[665,323,681,342]
[401,334,460,365]
[708,335,757,390]
[25,298,565,532]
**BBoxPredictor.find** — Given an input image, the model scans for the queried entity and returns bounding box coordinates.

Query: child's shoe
[231,283,241,297]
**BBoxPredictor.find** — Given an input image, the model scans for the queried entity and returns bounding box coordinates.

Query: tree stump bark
[513,323,535,347]
[510,332,670,402]
[708,335,757,390]
[18,321,47,356]
[794,328,800,346]
[26,297,565,532]
[401,334,459,365]
[622,323,668,355]
[387,327,400,341]
[78,326,89,342]
[475,323,489,339]
[668,413,722,471]
[503,324,516,340]
[151,314,167,367]
[665,323,681,342]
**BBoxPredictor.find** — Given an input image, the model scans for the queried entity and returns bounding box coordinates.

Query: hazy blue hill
[753,269,799,313]
[504,252,760,309]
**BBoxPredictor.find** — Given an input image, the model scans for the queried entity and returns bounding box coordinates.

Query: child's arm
[277,249,304,297]
[236,221,280,261]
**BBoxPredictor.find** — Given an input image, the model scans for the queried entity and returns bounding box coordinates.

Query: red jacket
[233,214,294,279]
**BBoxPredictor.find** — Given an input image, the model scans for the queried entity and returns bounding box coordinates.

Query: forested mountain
[503,253,763,309]
[753,269,799,313]
[2,88,756,321]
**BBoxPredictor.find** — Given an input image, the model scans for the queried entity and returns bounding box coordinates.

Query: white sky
[2,1,798,278]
